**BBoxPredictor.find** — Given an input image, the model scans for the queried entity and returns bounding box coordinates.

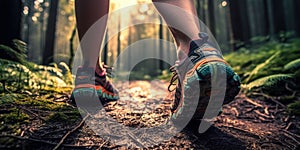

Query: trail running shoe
[70,62,119,111]
[169,33,241,123]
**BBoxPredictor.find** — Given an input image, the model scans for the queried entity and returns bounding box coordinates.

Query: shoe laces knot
[102,63,114,78]
[168,64,179,92]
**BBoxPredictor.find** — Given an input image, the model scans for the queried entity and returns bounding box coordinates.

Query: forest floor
[0,80,300,149]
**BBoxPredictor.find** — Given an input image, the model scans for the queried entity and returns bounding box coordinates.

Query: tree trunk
[226,2,234,51]
[207,0,215,35]
[103,30,109,65]
[272,0,285,34]
[127,26,132,70]
[69,25,77,68]
[159,16,164,71]
[0,0,23,45]
[24,0,34,44]
[117,14,121,69]
[43,0,59,65]
[294,0,300,36]
[229,0,250,47]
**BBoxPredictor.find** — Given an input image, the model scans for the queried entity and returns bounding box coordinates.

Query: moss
[46,111,80,123]
[0,108,29,124]
[284,58,300,72]
[0,108,30,135]
[47,112,68,122]
[224,39,300,84]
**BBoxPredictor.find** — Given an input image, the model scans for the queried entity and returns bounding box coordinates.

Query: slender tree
[294,0,300,36]
[69,25,77,67]
[159,16,164,71]
[207,0,215,35]
[0,0,23,44]
[272,0,285,34]
[103,30,109,65]
[229,0,250,47]
[116,13,121,69]
[23,0,34,44]
[43,0,59,65]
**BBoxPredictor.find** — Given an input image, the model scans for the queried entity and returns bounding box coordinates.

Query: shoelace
[102,63,114,78]
[168,65,178,92]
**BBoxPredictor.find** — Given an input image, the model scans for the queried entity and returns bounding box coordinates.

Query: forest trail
[1,80,299,149]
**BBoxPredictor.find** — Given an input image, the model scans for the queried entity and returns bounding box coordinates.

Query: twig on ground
[0,134,55,145]
[251,92,286,108]
[127,132,145,148]
[264,107,270,115]
[232,107,239,117]
[20,107,46,121]
[282,132,300,145]
[41,128,70,137]
[254,110,273,119]
[282,129,300,139]
[285,122,293,130]
[97,137,110,150]
[244,97,264,108]
[0,134,101,148]
[53,114,90,150]
[220,125,261,139]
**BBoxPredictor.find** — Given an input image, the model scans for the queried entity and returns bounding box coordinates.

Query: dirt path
[1,80,299,149]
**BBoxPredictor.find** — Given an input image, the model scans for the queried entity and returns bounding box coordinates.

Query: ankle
[176,40,192,61]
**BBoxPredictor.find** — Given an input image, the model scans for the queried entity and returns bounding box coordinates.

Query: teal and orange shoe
[169,33,241,129]
[70,63,119,112]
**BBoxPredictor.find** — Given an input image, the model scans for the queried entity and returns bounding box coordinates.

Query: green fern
[31,64,64,78]
[245,51,280,83]
[0,59,37,91]
[284,58,300,72]
[246,74,293,93]
[0,59,71,92]
[11,39,27,54]
[287,101,300,116]
[0,45,27,64]
[59,62,74,85]
[0,39,28,65]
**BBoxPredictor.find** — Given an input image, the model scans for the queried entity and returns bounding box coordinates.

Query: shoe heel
[71,88,103,114]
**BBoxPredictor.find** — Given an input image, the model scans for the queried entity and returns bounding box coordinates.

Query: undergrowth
[224,38,300,115]
[0,39,79,137]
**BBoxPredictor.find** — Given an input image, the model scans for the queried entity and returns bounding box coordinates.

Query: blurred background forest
[0,0,300,96]
[1,0,299,68]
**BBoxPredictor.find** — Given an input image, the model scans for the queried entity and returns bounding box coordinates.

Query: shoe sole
[71,87,119,115]
[172,62,241,131]
[70,88,103,114]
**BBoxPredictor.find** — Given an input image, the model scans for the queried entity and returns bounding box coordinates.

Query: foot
[70,63,119,111]
[169,33,241,129]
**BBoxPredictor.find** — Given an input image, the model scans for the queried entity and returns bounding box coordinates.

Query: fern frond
[246,74,293,91]
[0,45,27,64]
[12,39,27,54]
[32,64,64,78]
[284,58,300,72]
[59,62,70,72]
[59,62,73,85]
[245,51,280,83]
[288,101,300,116]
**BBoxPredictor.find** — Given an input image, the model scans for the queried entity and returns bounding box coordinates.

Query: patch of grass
[0,108,30,134]
[0,109,29,124]
[46,112,68,122]
[46,110,80,123]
